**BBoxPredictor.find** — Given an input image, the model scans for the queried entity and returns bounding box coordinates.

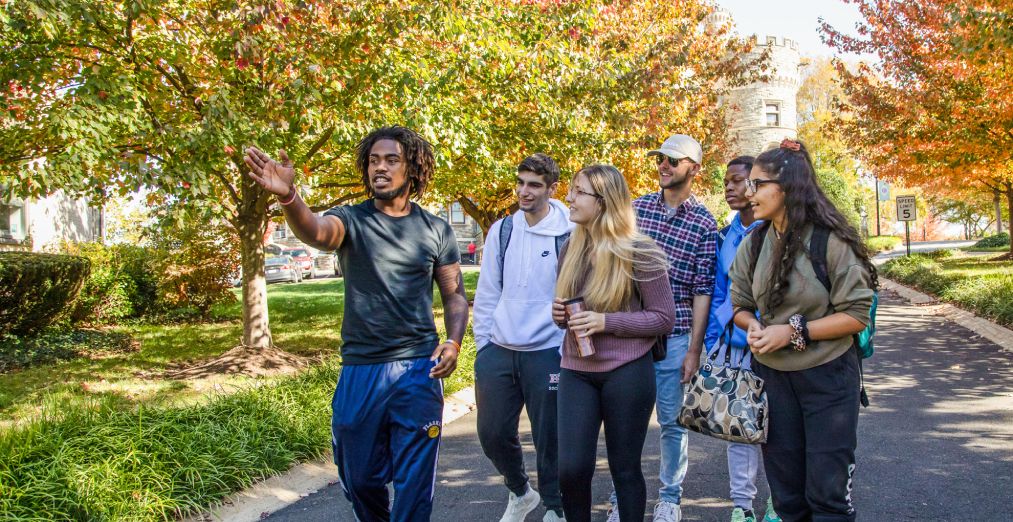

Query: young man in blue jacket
[704,156,780,522]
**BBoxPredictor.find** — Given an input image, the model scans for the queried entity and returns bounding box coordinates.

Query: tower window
[765,102,781,127]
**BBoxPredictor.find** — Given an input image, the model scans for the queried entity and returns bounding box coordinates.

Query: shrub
[61,242,158,324]
[0,327,135,373]
[148,211,239,319]
[0,253,90,337]
[866,235,902,255]
[924,248,955,260]
[973,232,1010,248]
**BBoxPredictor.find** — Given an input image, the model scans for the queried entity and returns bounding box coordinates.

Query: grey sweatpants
[475,343,562,514]
[727,441,763,510]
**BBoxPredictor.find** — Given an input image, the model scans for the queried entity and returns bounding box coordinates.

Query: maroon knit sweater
[557,244,677,373]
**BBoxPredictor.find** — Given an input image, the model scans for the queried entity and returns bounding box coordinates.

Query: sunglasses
[745,178,780,193]
[654,155,693,167]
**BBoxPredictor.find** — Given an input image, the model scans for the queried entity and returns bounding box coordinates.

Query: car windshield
[265,256,289,266]
[286,249,309,257]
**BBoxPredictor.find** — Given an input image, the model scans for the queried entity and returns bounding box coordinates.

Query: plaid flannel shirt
[633,192,718,335]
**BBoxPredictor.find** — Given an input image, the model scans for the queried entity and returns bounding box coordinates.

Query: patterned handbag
[678,324,768,444]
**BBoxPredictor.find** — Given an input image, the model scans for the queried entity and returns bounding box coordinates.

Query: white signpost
[896,195,917,256]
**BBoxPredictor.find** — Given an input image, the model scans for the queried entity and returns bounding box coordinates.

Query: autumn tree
[0,1,462,362]
[822,0,1013,257]
[416,0,762,232]
[797,57,864,228]
[1,0,762,370]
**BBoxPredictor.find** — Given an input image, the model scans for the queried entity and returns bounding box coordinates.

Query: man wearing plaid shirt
[608,134,717,522]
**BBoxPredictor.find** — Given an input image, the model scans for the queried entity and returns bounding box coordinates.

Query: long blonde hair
[556,165,669,312]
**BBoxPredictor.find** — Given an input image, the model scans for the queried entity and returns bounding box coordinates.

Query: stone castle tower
[707,8,802,158]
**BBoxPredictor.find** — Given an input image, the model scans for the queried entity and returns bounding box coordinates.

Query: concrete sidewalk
[233,283,1013,520]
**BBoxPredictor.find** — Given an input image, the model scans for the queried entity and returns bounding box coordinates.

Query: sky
[717,0,867,58]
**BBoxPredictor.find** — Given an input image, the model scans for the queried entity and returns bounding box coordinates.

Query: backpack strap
[809,225,870,407]
[717,224,731,252]
[555,231,570,256]
[497,215,513,288]
[809,225,832,293]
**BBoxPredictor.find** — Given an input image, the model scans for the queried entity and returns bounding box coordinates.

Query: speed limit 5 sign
[896,195,917,222]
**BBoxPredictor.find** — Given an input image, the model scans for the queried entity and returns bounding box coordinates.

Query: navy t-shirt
[324,200,460,364]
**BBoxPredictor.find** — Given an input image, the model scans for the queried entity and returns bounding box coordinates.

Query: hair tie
[780,139,801,152]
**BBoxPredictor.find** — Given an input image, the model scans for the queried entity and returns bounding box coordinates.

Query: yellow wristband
[443,339,461,351]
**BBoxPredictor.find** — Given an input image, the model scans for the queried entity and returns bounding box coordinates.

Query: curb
[880,277,1013,353]
[187,386,477,522]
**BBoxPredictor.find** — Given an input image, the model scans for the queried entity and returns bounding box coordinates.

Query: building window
[0,199,26,240]
[765,102,781,127]
[450,202,465,224]
[273,224,287,240]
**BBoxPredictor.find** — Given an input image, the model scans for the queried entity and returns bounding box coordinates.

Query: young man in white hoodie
[473,153,574,522]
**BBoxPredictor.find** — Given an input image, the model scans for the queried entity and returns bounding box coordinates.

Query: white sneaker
[606,504,620,522]
[543,511,565,522]
[500,487,541,522]
[653,501,682,522]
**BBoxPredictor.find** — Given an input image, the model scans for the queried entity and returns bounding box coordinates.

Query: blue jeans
[609,334,689,506]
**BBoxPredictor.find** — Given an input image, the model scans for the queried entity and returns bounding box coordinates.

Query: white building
[0,190,103,252]
[708,8,803,158]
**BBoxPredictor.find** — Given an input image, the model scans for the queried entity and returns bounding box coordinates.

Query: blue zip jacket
[704,214,763,368]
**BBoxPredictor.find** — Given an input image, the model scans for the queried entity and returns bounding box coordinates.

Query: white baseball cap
[647,134,702,164]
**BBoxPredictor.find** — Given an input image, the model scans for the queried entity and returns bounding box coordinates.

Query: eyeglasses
[745,178,780,193]
[569,187,603,200]
[654,155,693,167]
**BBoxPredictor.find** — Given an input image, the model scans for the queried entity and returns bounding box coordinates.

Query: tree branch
[303,126,335,164]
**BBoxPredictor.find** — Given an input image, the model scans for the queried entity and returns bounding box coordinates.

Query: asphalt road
[875,240,976,260]
[268,289,1013,521]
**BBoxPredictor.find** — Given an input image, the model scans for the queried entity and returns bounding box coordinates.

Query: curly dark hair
[748,141,878,312]
[355,126,435,199]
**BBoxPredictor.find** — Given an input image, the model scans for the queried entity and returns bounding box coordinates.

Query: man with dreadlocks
[244,126,469,522]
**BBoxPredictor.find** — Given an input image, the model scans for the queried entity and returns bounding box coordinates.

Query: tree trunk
[995,189,1004,235]
[457,194,517,235]
[236,177,274,349]
[1005,181,1013,257]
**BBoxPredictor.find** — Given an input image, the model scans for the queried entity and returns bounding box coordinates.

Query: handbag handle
[711,320,751,369]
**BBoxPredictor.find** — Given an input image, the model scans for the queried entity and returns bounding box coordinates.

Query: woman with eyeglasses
[729,140,877,522]
[550,164,676,522]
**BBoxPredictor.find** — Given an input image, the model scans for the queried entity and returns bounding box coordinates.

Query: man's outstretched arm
[244,146,346,251]
[430,263,469,378]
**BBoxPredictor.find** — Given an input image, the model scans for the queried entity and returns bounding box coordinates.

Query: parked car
[312,251,342,278]
[265,255,303,284]
[283,248,315,278]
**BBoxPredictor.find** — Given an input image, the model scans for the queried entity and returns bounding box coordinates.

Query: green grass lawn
[882,252,1013,326]
[1,272,480,425]
[1,271,482,520]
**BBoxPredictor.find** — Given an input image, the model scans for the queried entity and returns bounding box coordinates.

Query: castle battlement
[747,35,800,51]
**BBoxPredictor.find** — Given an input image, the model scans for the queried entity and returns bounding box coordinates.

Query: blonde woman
[551,165,677,522]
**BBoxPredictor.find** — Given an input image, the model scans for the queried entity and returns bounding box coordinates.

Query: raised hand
[244,146,296,197]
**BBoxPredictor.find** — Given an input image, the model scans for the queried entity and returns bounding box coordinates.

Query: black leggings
[558,353,656,522]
